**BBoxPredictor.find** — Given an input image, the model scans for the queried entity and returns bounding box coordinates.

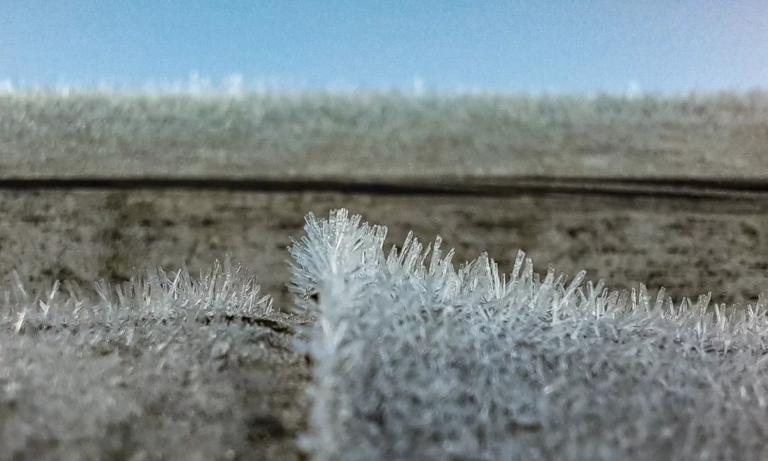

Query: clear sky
[1,1,767,93]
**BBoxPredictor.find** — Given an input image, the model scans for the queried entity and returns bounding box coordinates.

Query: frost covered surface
[3,91,768,179]
[0,257,303,461]
[290,209,768,461]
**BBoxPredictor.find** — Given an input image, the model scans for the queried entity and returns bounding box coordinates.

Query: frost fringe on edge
[0,254,274,343]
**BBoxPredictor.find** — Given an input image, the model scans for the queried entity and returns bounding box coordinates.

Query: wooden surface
[5,93,768,459]
[3,189,766,309]
[2,93,768,181]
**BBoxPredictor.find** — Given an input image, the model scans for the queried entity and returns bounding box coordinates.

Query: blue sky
[1,1,767,93]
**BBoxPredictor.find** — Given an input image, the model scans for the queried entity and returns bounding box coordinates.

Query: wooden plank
[2,189,765,309]
[2,92,768,180]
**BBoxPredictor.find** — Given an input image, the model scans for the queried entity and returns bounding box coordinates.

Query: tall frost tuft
[291,208,768,461]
